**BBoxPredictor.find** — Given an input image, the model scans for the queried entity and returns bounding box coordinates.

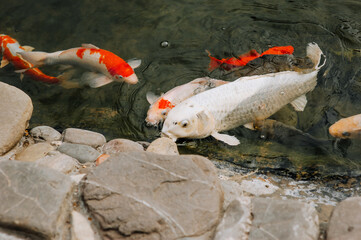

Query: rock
[58,142,100,163]
[0,161,73,239]
[95,153,110,166]
[0,227,38,240]
[82,152,223,240]
[15,142,55,162]
[70,174,86,184]
[249,198,319,240]
[239,178,279,196]
[102,139,144,154]
[220,180,244,210]
[327,197,361,240]
[214,197,252,240]
[30,126,62,142]
[36,151,80,174]
[71,211,95,240]
[62,128,106,148]
[146,137,179,155]
[0,82,33,155]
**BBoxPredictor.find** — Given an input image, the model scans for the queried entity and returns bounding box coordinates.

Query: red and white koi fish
[145,77,228,126]
[0,34,60,84]
[329,114,361,139]
[207,45,294,71]
[18,44,141,88]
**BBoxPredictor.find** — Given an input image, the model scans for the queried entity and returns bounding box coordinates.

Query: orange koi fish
[329,114,361,139]
[207,45,294,71]
[0,34,60,84]
[18,44,141,88]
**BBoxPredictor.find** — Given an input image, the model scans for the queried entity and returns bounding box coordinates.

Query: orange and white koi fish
[145,77,228,126]
[207,45,294,71]
[18,44,141,88]
[329,114,361,139]
[0,34,60,84]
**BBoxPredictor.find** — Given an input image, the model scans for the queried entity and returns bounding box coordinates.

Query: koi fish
[0,34,60,84]
[329,114,361,139]
[207,45,294,71]
[162,43,325,145]
[145,77,228,126]
[18,44,141,88]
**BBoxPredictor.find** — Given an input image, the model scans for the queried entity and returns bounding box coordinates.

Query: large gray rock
[249,198,319,240]
[102,139,144,155]
[62,128,106,148]
[327,197,361,240]
[0,161,74,239]
[30,126,62,142]
[0,82,33,155]
[58,142,100,163]
[15,142,55,162]
[82,152,223,240]
[146,137,179,155]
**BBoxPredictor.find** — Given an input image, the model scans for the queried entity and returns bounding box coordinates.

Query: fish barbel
[162,43,325,145]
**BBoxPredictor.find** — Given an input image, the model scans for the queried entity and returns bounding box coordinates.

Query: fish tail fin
[57,70,80,89]
[306,42,326,70]
[206,50,223,71]
[17,51,48,67]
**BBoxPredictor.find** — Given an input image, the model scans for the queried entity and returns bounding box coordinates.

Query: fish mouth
[161,132,177,142]
[123,74,138,84]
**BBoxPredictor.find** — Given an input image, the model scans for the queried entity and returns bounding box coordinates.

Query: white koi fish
[145,77,228,126]
[18,44,141,88]
[161,43,325,145]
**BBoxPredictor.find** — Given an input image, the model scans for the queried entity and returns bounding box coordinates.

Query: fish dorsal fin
[243,122,255,130]
[146,91,160,104]
[211,132,240,146]
[0,57,9,68]
[290,94,307,111]
[22,45,35,52]
[81,43,100,49]
[127,58,142,69]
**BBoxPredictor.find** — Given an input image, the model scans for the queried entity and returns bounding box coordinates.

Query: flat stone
[0,82,33,155]
[220,180,244,210]
[82,152,223,240]
[0,161,73,239]
[71,211,95,240]
[36,151,80,174]
[327,197,361,240]
[249,198,319,240]
[15,142,55,162]
[146,137,179,155]
[62,128,106,148]
[58,142,100,163]
[102,139,144,155]
[239,178,279,196]
[30,126,62,142]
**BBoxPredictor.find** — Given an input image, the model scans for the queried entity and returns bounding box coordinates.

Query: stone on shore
[0,82,33,155]
[82,152,223,240]
[62,128,106,148]
[327,197,361,240]
[71,211,95,240]
[0,161,73,239]
[249,198,319,240]
[36,151,80,174]
[30,126,62,142]
[220,180,245,210]
[102,139,144,155]
[15,142,55,162]
[239,178,279,196]
[146,137,179,155]
[58,142,101,163]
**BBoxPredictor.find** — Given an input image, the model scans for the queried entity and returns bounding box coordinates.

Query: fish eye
[342,132,351,137]
[173,121,177,125]
[161,110,167,116]
[181,120,189,128]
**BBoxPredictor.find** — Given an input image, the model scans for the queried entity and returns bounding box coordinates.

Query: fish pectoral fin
[146,91,160,104]
[0,57,9,68]
[81,43,99,49]
[243,122,255,130]
[80,72,113,88]
[127,58,142,69]
[211,132,240,146]
[290,94,307,111]
[22,45,35,52]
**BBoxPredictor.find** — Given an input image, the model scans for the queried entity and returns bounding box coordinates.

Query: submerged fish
[145,77,228,126]
[18,44,141,88]
[329,114,361,139]
[0,34,60,84]
[162,43,325,145]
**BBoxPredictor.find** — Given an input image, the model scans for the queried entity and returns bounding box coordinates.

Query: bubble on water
[260,135,266,139]
[160,41,170,48]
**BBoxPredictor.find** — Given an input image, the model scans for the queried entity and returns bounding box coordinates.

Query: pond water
[1,0,361,178]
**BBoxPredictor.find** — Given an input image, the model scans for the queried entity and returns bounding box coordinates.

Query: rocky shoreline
[0,81,360,240]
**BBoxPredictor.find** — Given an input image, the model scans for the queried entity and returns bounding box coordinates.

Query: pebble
[36,151,80,174]
[146,137,179,155]
[30,126,62,142]
[71,211,95,240]
[62,128,106,148]
[15,142,55,162]
[58,142,101,163]
[102,139,144,155]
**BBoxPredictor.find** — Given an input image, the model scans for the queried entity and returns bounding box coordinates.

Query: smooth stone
[102,139,144,154]
[239,178,279,196]
[0,161,73,239]
[62,128,106,148]
[0,82,33,155]
[71,211,95,240]
[146,137,179,155]
[36,151,80,174]
[30,126,62,142]
[249,198,319,240]
[220,180,244,210]
[82,152,223,239]
[327,197,361,240]
[58,142,101,163]
[70,174,86,184]
[15,142,55,162]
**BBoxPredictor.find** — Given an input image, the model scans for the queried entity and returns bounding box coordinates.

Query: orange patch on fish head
[158,98,175,109]
[329,115,361,138]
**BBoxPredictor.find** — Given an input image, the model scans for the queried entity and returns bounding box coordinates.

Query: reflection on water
[1,0,361,177]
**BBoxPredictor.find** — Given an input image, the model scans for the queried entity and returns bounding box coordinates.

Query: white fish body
[161,43,325,145]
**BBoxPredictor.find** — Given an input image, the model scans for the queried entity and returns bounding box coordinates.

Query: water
[1,0,361,177]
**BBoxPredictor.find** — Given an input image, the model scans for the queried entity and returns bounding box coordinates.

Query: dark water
[1,0,361,177]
